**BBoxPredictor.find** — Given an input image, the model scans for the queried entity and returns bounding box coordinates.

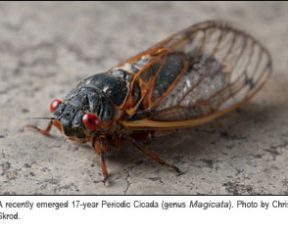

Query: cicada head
[49,73,127,141]
[49,99,87,140]
[50,99,110,141]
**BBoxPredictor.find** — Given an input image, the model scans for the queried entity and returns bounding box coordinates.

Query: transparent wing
[120,21,272,129]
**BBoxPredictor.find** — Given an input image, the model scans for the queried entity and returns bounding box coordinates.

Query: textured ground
[0,2,287,194]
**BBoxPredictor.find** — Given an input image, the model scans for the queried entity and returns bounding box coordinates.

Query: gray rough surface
[0,2,288,194]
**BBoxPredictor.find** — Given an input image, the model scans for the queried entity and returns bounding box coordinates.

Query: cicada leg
[93,135,110,185]
[26,119,63,136]
[129,137,183,175]
[26,120,54,136]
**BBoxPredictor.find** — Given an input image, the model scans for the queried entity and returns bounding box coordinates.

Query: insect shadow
[108,99,284,174]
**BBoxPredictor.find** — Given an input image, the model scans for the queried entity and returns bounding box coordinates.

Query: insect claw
[171,165,184,176]
[102,175,110,186]
[176,168,184,176]
[162,163,184,176]
[130,138,183,175]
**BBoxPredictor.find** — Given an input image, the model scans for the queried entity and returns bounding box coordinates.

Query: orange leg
[129,138,182,175]
[26,120,53,136]
[26,119,63,136]
[93,136,109,184]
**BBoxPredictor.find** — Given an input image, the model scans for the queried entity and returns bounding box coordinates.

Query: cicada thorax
[110,50,192,118]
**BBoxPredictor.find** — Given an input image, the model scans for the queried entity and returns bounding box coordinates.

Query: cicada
[28,20,272,183]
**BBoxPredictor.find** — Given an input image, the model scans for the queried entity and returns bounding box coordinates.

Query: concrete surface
[0,2,288,194]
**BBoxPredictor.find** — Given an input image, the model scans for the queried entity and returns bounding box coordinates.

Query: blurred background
[0,2,287,194]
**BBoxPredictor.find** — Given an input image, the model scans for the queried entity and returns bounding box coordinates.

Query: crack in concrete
[148,176,164,184]
[264,141,288,160]
[0,161,11,176]
[123,170,131,194]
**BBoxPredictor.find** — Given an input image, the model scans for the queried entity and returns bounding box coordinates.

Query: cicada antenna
[26,117,55,120]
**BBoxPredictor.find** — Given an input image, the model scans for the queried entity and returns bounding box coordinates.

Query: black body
[53,73,128,138]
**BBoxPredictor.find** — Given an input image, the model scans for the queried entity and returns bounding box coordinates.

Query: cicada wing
[120,21,272,130]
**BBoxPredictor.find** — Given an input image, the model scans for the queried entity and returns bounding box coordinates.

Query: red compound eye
[50,99,62,113]
[82,113,101,130]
